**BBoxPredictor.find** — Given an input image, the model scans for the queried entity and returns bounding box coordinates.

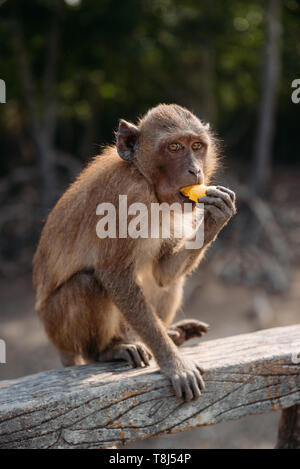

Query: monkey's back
[33,146,155,311]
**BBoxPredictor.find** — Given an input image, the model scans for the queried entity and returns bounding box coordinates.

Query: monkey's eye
[168,143,181,152]
[191,142,203,151]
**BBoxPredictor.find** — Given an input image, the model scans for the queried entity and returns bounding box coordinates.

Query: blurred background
[0,0,299,449]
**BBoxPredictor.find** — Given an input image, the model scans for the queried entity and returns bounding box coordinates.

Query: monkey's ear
[116,119,140,161]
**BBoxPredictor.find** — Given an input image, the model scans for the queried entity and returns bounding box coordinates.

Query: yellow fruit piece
[180,184,207,202]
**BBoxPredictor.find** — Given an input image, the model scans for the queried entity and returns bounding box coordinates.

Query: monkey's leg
[39,271,122,366]
[168,319,210,346]
[146,276,185,326]
[59,351,86,367]
[96,315,152,368]
[155,284,210,346]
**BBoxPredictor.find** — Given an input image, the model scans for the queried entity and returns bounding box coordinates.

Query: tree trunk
[251,0,282,196]
[10,4,60,212]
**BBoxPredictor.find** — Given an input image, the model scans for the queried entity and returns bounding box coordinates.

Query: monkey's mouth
[177,191,195,205]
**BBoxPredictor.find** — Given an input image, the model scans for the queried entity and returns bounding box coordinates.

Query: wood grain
[0,325,300,449]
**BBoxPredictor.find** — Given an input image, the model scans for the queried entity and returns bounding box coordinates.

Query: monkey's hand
[198,186,236,244]
[160,355,205,401]
[168,319,210,346]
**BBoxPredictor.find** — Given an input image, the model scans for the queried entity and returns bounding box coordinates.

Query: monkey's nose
[188,167,202,183]
[188,168,200,176]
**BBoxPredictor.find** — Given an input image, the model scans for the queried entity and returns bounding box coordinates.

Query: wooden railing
[0,325,299,449]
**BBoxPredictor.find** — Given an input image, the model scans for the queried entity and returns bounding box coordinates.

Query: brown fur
[33,103,225,401]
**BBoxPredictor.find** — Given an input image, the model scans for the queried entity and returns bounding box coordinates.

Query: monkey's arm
[153,186,236,287]
[98,266,204,401]
[153,242,207,288]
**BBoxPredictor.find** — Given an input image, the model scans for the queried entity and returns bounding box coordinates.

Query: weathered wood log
[276,405,300,449]
[0,325,299,449]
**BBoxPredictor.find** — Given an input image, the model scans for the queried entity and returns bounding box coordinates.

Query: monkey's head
[116,104,218,205]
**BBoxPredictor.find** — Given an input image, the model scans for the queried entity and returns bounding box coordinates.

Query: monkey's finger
[194,368,206,390]
[205,187,233,209]
[182,328,204,342]
[188,372,201,400]
[137,345,151,366]
[198,195,224,207]
[181,322,210,336]
[122,350,136,368]
[171,375,183,399]
[146,347,153,360]
[199,196,231,216]
[181,375,194,402]
[168,329,181,340]
[194,320,210,332]
[127,346,143,367]
[174,319,210,333]
[168,328,185,346]
[216,185,236,202]
[196,364,205,375]
[194,372,205,392]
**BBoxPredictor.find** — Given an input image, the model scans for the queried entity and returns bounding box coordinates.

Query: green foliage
[0,0,299,175]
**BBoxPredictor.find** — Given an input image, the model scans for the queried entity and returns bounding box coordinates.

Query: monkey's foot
[97,343,152,368]
[168,319,210,346]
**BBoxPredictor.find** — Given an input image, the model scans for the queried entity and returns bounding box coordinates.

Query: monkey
[33,104,236,402]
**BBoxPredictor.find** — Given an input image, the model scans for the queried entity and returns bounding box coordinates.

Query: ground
[1,264,299,449]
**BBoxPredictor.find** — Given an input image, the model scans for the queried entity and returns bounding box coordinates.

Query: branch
[0,325,299,449]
